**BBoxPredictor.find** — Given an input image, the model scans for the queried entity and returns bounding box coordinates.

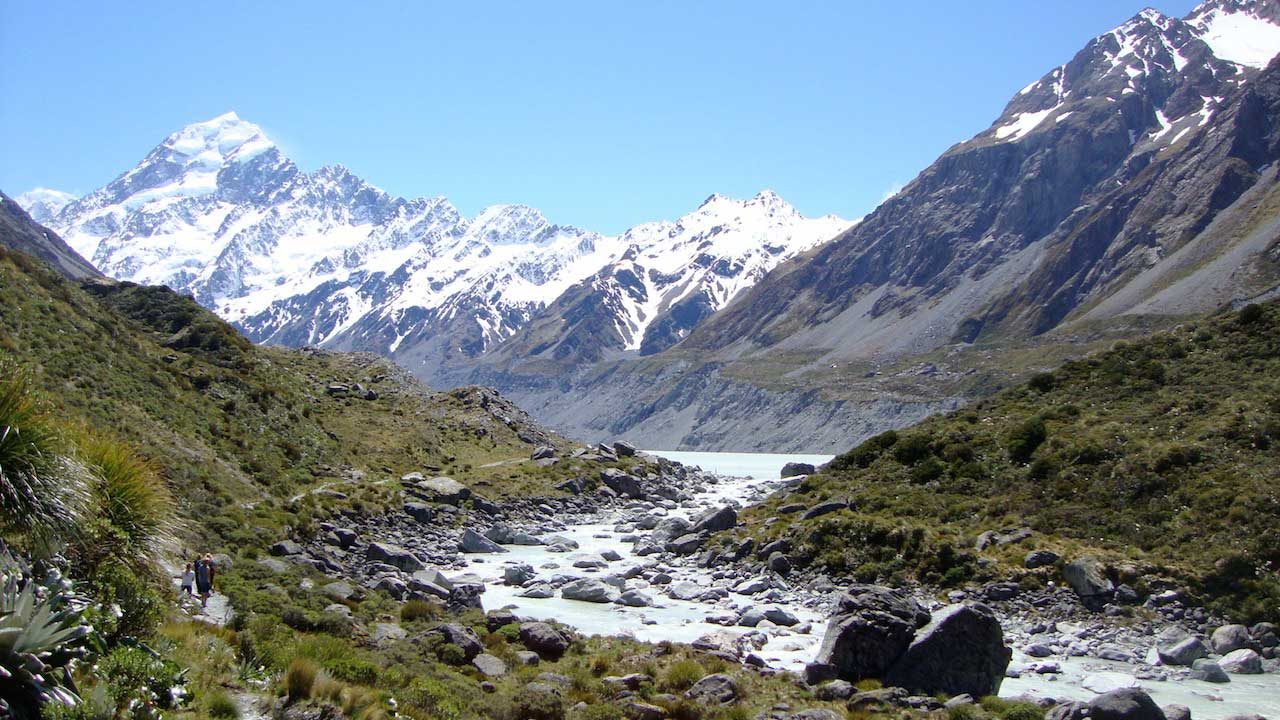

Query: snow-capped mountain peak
[988,0,1280,146]
[15,188,77,223]
[1188,0,1280,68]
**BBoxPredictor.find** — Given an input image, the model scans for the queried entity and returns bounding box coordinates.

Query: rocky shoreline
[260,448,1277,718]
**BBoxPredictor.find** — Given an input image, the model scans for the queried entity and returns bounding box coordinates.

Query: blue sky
[1,1,1199,234]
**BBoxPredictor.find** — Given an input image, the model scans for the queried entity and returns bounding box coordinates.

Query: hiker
[195,554,216,607]
[180,562,195,595]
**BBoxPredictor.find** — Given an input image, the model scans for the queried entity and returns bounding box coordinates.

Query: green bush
[438,642,467,666]
[892,433,933,465]
[400,598,440,623]
[1005,417,1046,464]
[1027,372,1056,393]
[1239,303,1264,324]
[205,689,240,719]
[97,645,186,714]
[403,677,465,720]
[88,563,166,641]
[662,659,703,691]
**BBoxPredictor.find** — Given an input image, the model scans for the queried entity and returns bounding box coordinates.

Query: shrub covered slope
[728,302,1280,622]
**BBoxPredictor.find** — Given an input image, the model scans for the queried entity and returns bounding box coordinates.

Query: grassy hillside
[0,248,640,549]
[723,302,1280,622]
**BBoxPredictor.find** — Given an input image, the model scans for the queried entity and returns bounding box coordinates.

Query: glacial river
[472,450,1278,718]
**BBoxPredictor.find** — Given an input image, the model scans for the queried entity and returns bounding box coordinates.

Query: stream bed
[467,450,1278,718]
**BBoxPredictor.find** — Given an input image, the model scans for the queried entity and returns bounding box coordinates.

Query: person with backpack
[195,554,216,607]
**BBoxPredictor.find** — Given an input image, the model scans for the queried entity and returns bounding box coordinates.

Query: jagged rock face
[684,0,1280,363]
[26,113,846,379]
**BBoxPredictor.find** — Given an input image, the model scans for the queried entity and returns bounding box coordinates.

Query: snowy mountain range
[26,113,849,377]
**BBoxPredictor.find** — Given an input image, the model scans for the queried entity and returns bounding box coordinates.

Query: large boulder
[1062,557,1115,610]
[1189,658,1229,683]
[650,517,694,545]
[814,585,930,682]
[1157,636,1208,667]
[417,476,470,504]
[423,623,483,661]
[560,578,621,603]
[884,603,1011,698]
[781,462,816,477]
[1087,688,1165,720]
[1210,624,1256,655]
[366,542,424,572]
[519,622,571,660]
[684,674,739,705]
[692,505,738,534]
[600,468,644,498]
[459,529,508,554]
[1219,648,1263,674]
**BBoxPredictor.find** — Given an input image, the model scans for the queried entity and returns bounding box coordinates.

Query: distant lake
[644,450,834,479]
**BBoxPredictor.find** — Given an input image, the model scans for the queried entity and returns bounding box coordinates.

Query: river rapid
[466,450,1278,718]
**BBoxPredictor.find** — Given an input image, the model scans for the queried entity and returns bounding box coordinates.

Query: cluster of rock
[805,585,1011,700]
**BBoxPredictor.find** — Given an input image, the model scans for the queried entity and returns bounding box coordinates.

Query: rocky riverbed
[265,448,1279,719]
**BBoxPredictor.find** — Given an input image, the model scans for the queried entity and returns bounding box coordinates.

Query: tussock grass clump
[72,429,178,575]
[0,368,87,542]
[284,657,320,702]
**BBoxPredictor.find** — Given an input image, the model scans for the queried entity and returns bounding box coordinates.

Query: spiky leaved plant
[0,569,93,719]
[0,368,88,545]
[70,431,179,578]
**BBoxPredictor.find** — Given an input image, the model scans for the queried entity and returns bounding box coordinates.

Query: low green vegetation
[728,303,1280,622]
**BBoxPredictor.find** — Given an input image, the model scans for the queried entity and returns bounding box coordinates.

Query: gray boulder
[684,674,738,705]
[781,462,816,477]
[519,621,571,659]
[503,563,535,586]
[1210,624,1255,655]
[518,583,555,599]
[1219,648,1263,674]
[813,680,853,700]
[1162,706,1191,720]
[459,529,508,554]
[666,533,705,555]
[1157,636,1208,666]
[472,653,508,678]
[692,505,738,534]
[423,623,483,661]
[651,516,694,544]
[1251,621,1278,648]
[560,578,621,603]
[1024,549,1060,569]
[1063,557,1115,610]
[269,540,302,556]
[802,500,847,520]
[366,541,424,572]
[417,476,470,504]
[617,589,654,607]
[403,502,435,523]
[613,441,637,457]
[600,468,644,498]
[1046,702,1090,720]
[1189,658,1229,683]
[1087,689,1164,720]
[763,607,800,626]
[768,552,792,576]
[884,603,1012,698]
[531,445,556,460]
[815,584,931,682]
